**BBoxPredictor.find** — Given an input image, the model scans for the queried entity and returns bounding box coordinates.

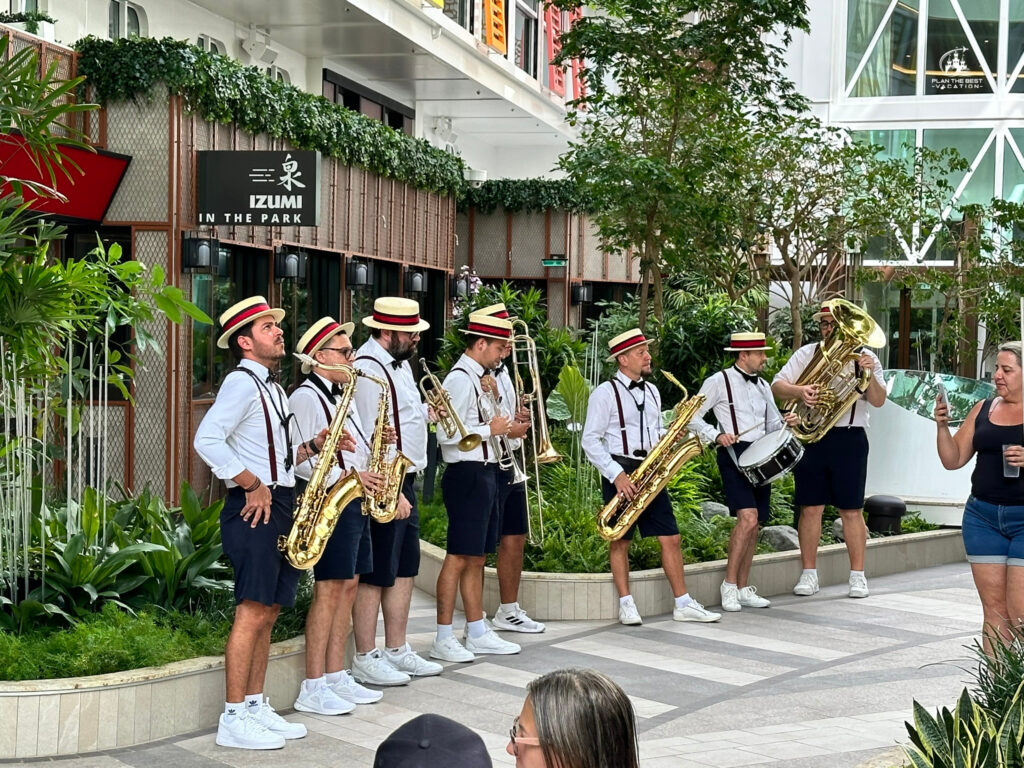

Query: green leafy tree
[551,0,810,329]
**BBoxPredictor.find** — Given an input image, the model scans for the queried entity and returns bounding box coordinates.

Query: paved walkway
[13,562,983,767]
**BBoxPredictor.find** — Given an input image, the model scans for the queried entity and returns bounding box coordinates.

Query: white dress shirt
[773,342,885,429]
[288,372,369,484]
[353,337,429,472]
[494,362,523,452]
[193,358,295,488]
[690,366,786,445]
[582,371,665,483]
[438,353,501,464]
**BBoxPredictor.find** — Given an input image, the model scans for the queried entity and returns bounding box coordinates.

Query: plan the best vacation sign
[197,150,321,226]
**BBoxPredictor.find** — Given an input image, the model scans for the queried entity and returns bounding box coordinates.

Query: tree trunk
[638,247,651,332]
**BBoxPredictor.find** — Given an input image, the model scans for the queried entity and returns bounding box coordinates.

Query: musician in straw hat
[471,303,545,634]
[771,300,886,600]
[350,297,443,685]
[289,317,387,715]
[690,331,798,612]
[193,296,309,750]
[430,312,523,662]
[582,328,721,626]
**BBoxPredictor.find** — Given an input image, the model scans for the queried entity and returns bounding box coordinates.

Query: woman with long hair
[936,341,1024,652]
[507,668,640,768]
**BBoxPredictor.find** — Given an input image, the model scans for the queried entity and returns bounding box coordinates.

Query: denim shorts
[962,495,1024,566]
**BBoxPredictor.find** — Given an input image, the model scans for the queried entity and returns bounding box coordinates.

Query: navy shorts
[443,461,500,556]
[599,457,679,541]
[717,442,772,523]
[498,468,528,537]
[362,473,421,588]
[962,495,1024,566]
[312,496,373,581]
[793,427,869,510]
[220,486,301,607]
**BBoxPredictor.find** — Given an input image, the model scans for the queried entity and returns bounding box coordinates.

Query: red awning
[0,134,131,223]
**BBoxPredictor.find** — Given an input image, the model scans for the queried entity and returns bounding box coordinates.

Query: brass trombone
[510,319,562,544]
[418,358,482,452]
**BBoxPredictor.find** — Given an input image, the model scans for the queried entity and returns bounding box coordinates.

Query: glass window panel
[108,0,120,39]
[851,128,916,162]
[925,0,992,94]
[1003,131,1024,202]
[922,127,990,199]
[851,0,918,97]
[515,9,537,77]
[126,6,140,37]
[1010,0,1024,92]
[960,0,999,74]
[847,0,894,89]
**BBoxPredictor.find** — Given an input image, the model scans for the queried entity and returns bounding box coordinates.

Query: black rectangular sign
[197,150,321,226]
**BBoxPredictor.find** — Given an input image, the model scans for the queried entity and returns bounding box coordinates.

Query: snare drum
[736,429,804,486]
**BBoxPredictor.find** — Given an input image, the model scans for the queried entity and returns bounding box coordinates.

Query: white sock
[244,693,262,712]
[436,623,454,640]
[619,595,635,607]
[467,619,487,639]
[225,701,243,718]
[499,602,517,615]
[723,581,737,588]
[325,671,344,685]
[386,645,405,654]
[674,593,692,609]
[850,570,865,579]
[803,569,817,577]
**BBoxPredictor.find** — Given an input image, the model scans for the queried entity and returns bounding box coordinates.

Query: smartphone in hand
[936,382,949,408]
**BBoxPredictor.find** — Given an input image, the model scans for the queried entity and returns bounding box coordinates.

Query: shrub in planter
[0,11,56,35]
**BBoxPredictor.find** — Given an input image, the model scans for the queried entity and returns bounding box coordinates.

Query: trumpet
[478,383,527,484]
[418,358,482,452]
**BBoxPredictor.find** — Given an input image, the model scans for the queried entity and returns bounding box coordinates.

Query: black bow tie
[266,370,281,385]
[628,379,645,390]
[390,359,403,370]
[735,367,759,385]
[494,362,505,373]
[331,383,343,398]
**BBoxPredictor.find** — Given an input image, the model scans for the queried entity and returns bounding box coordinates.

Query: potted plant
[0,11,57,40]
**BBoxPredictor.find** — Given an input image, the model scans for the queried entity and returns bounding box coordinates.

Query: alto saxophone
[362,381,413,523]
[596,372,705,541]
[278,362,375,570]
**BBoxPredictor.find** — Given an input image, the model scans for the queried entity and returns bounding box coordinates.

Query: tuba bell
[782,298,887,443]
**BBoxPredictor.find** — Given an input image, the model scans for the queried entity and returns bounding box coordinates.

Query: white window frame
[267,65,290,84]
[511,0,539,78]
[109,0,148,40]
[197,34,228,57]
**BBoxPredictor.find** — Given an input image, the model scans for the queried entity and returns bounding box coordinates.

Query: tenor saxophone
[278,364,367,570]
[595,373,705,541]
[362,381,413,523]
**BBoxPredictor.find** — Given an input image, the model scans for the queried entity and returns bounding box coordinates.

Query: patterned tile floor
[10,562,983,767]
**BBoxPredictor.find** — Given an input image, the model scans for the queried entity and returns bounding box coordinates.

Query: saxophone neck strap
[356,356,402,451]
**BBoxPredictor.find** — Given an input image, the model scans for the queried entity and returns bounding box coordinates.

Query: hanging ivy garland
[74,36,465,196]
[458,177,594,214]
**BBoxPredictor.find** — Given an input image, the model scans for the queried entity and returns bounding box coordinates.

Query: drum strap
[720,370,740,434]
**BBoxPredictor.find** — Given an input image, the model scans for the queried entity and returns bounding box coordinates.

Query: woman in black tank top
[935,341,1024,653]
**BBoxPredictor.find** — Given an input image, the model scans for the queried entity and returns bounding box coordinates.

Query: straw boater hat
[461,312,514,341]
[361,297,430,333]
[812,301,834,322]
[474,302,515,321]
[296,317,356,374]
[606,328,649,362]
[217,295,286,350]
[724,331,771,352]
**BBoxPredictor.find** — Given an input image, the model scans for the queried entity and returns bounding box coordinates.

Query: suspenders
[230,368,289,484]
[449,367,490,461]
[356,356,403,451]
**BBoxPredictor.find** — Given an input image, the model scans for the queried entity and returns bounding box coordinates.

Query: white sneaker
[252,700,307,740]
[848,573,869,598]
[619,600,643,626]
[492,603,546,633]
[720,582,741,612]
[384,643,443,677]
[737,586,771,608]
[673,600,721,623]
[294,679,356,715]
[351,649,411,686]
[216,712,285,750]
[465,628,521,655]
[793,572,819,596]
[329,671,383,704]
[430,634,476,662]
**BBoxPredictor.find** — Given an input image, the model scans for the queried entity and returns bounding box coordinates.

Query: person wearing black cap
[581,328,721,626]
[374,713,493,768]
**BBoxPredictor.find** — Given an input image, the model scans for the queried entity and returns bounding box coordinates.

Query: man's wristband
[307,439,320,455]
[243,478,262,493]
